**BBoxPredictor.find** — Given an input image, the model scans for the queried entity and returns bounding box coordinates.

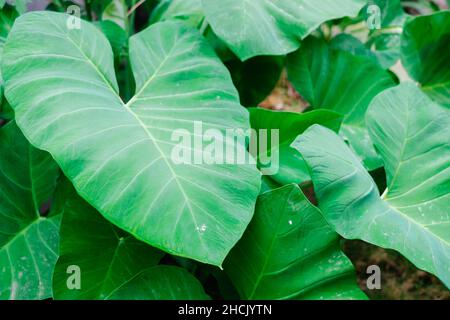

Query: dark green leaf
[287,37,396,170]
[225,184,366,300]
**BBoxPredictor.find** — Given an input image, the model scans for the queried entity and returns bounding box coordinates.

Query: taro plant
[0,0,449,300]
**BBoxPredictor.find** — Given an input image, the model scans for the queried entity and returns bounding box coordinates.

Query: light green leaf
[225,184,366,300]
[401,11,450,107]
[53,181,164,299]
[202,0,366,61]
[0,121,60,300]
[227,56,284,107]
[292,84,450,287]
[287,37,396,170]
[107,265,210,300]
[249,108,342,185]
[3,12,260,267]
[0,6,18,108]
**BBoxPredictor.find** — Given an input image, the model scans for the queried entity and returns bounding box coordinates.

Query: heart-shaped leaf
[53,181,164,300]
[0,121,60,300]
[225,184,366,299]
[202,0,366,61]
[107,265,210,300]
[401,11,450,107]
[3,12,261,266]
[292,83,450,287]
[287,37,396,170]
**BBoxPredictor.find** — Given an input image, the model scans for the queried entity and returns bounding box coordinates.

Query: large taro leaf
[287,37,396,170]
[249,108,342,186]
[53,181,164,299]
[401,11,450,108]
[202,0,366,61]
[107,265,210,300]
[292,84,450,288]
[225,184,366,300]
[0,121,60,300]
[2,12,261,267]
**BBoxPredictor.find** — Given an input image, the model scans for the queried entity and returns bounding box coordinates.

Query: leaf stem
[128,0,146,16]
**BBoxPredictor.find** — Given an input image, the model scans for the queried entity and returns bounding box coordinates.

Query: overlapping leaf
[401,11,450,107]
[202,0,366,60]
[292,83,450,287]
[0,122,60,300]
[3,12,261,266]
[287,37,396,170]
[225,184,366,300]
[107,265,210,300]
[150,0,204,28]
[53,181,164,299]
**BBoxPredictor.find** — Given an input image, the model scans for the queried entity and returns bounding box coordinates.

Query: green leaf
[53,182,164,299]
[225,184,366,300]
[364,0,407,27]
[107,265,210,300]
[292,84,450,287]
[3,12,260,266]
[287,37,396,170]
[102,0,128,31]
[0,121,60,300]
[249,108,342,185]
[150,0,204,28]
[202,0,366,60]
[331,34,378,64]
[401,11,450,107]
[6,0,29,14]
[364,0,408,68]
[94,20,128,59]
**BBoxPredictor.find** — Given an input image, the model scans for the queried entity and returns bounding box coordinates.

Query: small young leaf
[249,108,342,185]
[3,12,261,266]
